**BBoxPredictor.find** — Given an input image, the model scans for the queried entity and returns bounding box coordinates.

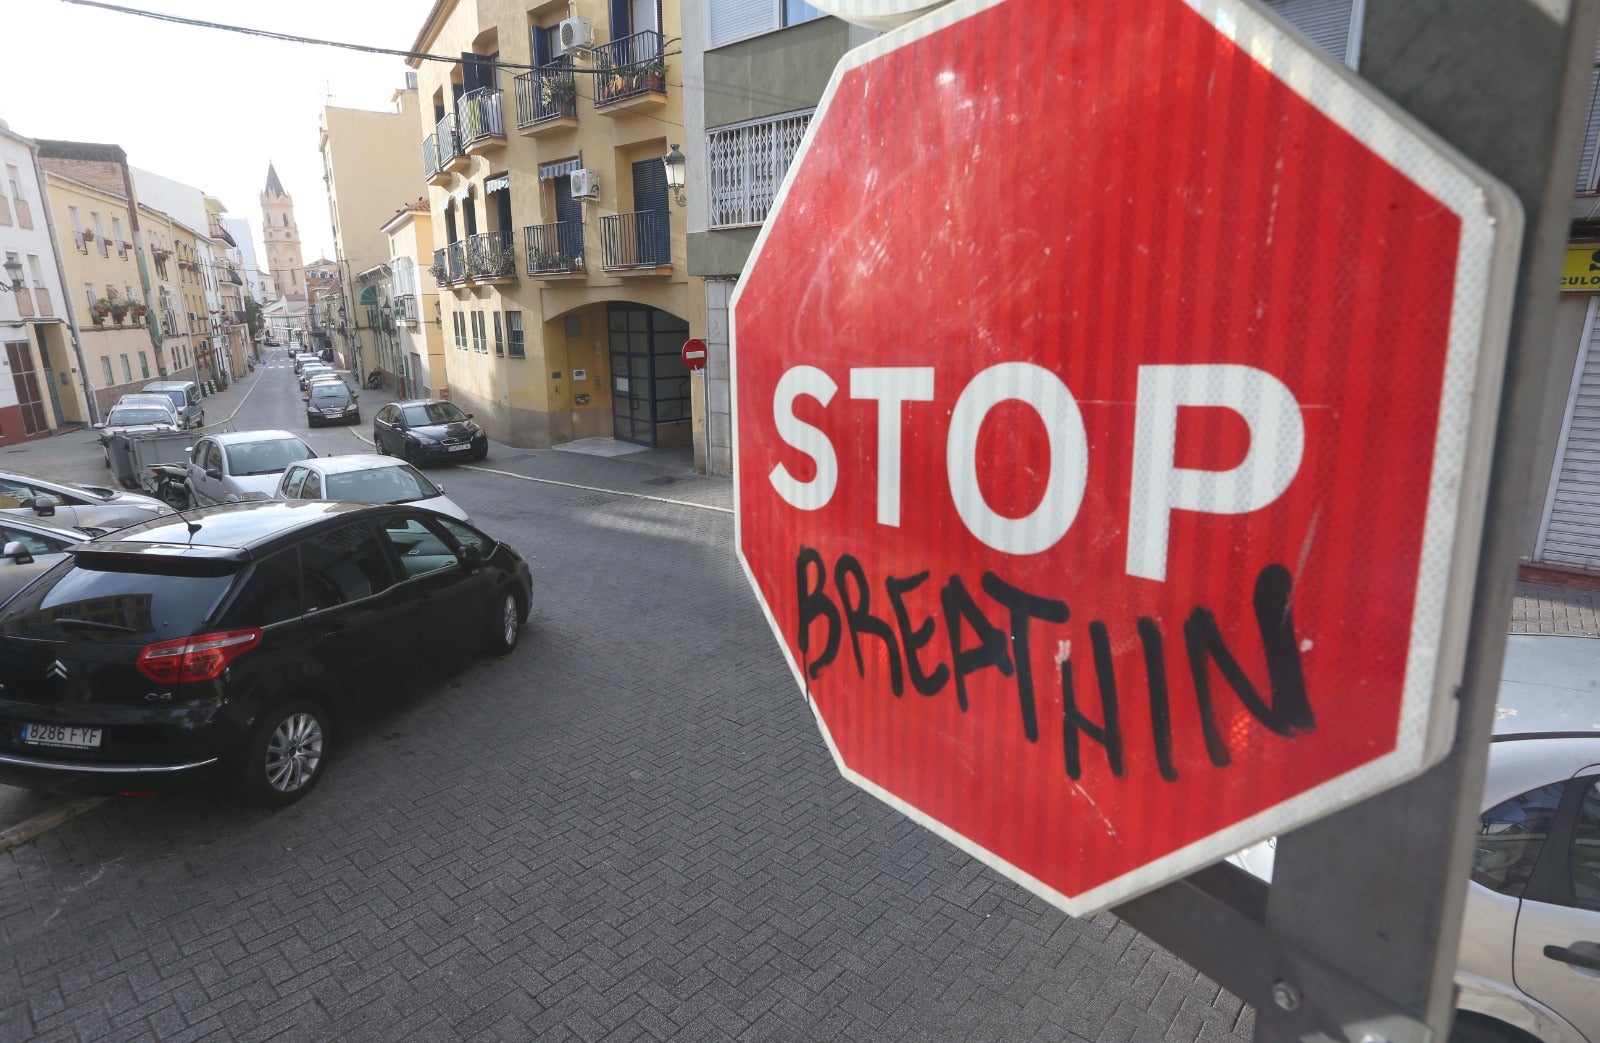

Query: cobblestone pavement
[1510,581,1600,636]
[0,360,1255,1042]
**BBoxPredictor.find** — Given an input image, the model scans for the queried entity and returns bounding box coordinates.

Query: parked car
[304,380,360,426]
[275,454,469,521]
[373,400,489,464]
[298,365,335,392]
[142,380,205,429]
[185,431,316,507]
[1,514,90,570]
[292,353,320,375]
[0,471,170,532]
[1231,634,1600,1043]
[0,500,533,804]
[95,395,182,466]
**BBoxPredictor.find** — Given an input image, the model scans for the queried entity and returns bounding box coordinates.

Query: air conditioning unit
[570,168,600,200]
[554,16,593,55]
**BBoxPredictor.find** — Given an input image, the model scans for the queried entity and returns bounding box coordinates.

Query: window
[138,352,150,379]
[85,282,96,309]
[436,516,492,557]
[69,206,83,243]
[708,0,825,48]
[472,311,487,353]
[100,358,113,385]
[120,355,132,383]
[1573,778,1600,911]
[303,473,323,498]
[708,110,813,227]
[784,0,824,25]
[507,311,525,358]
[25,255,41,288]
[379,516,458,579]
[281,466,310,498]
[220,547,303,628]
[453,311,467,349]
[493,312,504,356]
[0,523,72,556]
[5,163,20,199]
[112,216,126,256]
[91,213,106,254]
[300,522,395,610]
[1473,782,1567,897]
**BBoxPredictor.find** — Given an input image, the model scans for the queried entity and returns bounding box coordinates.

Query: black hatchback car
[373,400,489,465]
[0,501,532,805]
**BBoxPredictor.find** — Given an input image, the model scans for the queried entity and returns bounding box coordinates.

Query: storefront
[1530,245,1600,574]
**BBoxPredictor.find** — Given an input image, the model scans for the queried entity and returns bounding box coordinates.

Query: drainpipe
[28,139,100,426]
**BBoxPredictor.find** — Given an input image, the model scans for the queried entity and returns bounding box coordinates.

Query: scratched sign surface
[731,0,1520,914]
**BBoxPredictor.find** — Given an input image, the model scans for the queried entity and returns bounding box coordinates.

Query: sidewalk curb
[0,797,105,856]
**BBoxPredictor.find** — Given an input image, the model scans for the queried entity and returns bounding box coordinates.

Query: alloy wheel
[264,712,324,793]
[502,593,519,647]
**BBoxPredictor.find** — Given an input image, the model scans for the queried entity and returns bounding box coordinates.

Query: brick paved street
[0,361,1256,1042]
[1511,580,1600,636]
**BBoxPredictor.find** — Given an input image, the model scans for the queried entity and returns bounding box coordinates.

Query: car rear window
[0,563,234,643]
[107,407,174,425]
[228,439,315,476]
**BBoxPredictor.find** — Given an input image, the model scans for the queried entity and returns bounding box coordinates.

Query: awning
[484,174,510,193]
[358,286,379,306]
[539,158,580,181]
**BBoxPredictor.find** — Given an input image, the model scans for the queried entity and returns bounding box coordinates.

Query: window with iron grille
[506,311,524,358]
[707,110,813,228]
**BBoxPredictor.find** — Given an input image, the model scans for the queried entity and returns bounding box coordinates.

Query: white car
[274,454,470,521]
[0,471,170,532]
[0,513,92,568]
[1233,634,1600,1043]
[185,430,317,507]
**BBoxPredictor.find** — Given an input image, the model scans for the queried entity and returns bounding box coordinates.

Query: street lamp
[0,256,23,293]
[663,144,687,207]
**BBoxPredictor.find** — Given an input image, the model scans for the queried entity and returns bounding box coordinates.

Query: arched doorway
[607,302,690,447]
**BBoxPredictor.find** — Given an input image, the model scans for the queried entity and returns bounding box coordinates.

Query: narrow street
[0,362,1255,1042]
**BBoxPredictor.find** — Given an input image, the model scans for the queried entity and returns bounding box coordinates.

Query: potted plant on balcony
[645,56,666,91]
[90,300,110,326]
[541,72,577,109]
[430,261,448,282]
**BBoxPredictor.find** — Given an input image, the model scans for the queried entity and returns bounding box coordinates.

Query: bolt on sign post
[735,0,1520,918]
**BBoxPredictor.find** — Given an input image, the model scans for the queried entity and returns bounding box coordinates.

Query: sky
[2,0,439,275]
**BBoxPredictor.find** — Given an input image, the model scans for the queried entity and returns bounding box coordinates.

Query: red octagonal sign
[732,0,1520,914]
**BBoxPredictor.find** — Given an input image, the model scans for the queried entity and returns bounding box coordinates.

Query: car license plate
[22,723,103,749]
[448,444,471,452]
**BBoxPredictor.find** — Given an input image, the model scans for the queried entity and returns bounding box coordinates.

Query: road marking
[342,428,733,514]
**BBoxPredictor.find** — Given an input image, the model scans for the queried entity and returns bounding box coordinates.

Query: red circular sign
[732,0,1515,913]
[681,338,708,372]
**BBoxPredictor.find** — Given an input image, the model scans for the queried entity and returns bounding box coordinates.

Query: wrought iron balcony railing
[514,64,578,127]
[436,113,460,163]
[422,132,442,180]
[600,210,670,270]
[446,240,467,283]
[456,88,505,147]
[393,294,415,321]
[592,31,666,107]
[466,230,517,280]
[524,220,585,275]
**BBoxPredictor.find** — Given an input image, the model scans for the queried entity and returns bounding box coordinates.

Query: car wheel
[233,699,329,806]
[351,411,360,425]
[374,430,387,455]
[159,481,192,510]
[474,445,488,462]
[488,589,524,656]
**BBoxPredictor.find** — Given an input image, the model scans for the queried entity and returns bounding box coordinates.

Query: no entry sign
[731,0,1520,914]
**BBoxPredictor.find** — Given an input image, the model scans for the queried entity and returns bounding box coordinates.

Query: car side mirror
[93,422,105,430]
[206,467,222,481]
[459,544,485,568]
[23,497,55,518]
[2,540,34,565]
[435,482,444,493]
[465,413,474,420]
[184,446,195,455]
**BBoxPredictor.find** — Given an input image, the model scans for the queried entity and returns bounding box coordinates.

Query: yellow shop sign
[1562,245,1600,291]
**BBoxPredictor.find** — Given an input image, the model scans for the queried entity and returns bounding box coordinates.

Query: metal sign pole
[1114,1,1600,1040]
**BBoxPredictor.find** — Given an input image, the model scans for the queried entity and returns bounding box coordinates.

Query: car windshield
[326,465,440,505]
[227,439,315,476]
[403,403,467,426]
[106,408,173,425]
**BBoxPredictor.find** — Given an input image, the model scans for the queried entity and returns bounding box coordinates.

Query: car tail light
[136,628,262,684]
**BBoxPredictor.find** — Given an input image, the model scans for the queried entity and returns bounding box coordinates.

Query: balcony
[514,64,579,136]
[600,210,670,272]
[464,231,517,284]
[429,114,469,181]
[393,294,416,322]
[423,133,443,182]
[456,88,506,155]
[592,31,667,114]
[524,220,585,277]
[447,241,467,284]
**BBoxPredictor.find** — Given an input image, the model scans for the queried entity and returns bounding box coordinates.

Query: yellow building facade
[41,169,160,417]
[382,203,448,396]
[409,0,703,449]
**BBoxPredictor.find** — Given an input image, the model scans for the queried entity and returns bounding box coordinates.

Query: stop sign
[732,0,1519,914]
